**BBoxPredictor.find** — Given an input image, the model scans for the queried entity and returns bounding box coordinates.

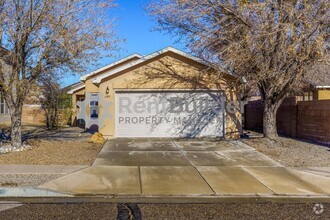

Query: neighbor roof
[307,64,330,88]
[92,46,207,84]
[313,79,330,88]
[0,46,12,64]
[79,53,142,82]
[67,82,85,95]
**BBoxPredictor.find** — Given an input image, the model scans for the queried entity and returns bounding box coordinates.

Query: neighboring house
[301,65,330,101]
[289,80,330,102]
[0,47,11,123]
[0,93,10,123]
[0,47,45,125]
[68,47,242,139]
[246,77,330,102]
[0,86,45,125]
[307,80,330,101]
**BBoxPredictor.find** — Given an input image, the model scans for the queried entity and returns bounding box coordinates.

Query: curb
[0,187,72,198]
[0,187,329,204]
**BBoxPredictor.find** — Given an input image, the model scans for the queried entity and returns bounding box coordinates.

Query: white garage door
[115,91,224,138]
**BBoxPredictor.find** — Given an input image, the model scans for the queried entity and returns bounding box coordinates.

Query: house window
[90,93,99,119]
[0,94,9,114]
[303,92,313,101]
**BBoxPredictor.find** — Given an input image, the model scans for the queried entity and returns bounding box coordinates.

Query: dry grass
[242,137,330,167]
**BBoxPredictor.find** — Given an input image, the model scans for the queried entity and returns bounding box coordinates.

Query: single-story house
[247,77,330,102]
[0,88,45,125]
[68,47,242,139]
[303,81,330,101]
[300,65,330,101]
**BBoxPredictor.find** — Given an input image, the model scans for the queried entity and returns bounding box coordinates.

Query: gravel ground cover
[0,174,63,187]
[0,125,102,165]
[0,203,328,220]
[242,136,330,167]
[0,139,102,165]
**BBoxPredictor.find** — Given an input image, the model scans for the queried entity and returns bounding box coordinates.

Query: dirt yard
[242,136,330,167]
[0,125,103,165]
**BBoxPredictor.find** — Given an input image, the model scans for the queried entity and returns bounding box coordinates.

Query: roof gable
[92,47,207,84]
[67,82,85,94]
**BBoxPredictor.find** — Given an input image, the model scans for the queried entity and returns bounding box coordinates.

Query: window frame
[89,93,99,119]
[0,93,9,115]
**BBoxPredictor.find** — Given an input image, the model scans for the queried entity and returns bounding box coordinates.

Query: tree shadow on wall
[124,56,243,138]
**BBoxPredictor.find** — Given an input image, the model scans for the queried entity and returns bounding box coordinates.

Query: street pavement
[0,202,329,219]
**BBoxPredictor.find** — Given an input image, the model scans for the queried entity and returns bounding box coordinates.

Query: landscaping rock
[0,140,102,165]
[0,142,32,154]
[89,132,105,144]
[242,136,330,167]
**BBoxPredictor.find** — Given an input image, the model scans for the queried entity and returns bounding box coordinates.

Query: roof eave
[67,84,85,95]
[92,46,212,84]
[79,53,142,82]
[315,86,330,89]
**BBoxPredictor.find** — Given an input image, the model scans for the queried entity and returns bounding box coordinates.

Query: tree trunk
[263,102,279,139]
[10,106,23,149]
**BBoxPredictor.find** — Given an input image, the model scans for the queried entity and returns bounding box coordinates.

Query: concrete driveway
[40,139,330,197]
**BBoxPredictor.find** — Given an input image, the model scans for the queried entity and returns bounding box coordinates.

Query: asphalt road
[0,202,329,220]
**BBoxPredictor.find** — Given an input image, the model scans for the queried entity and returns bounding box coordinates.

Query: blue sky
[61,0,185,87]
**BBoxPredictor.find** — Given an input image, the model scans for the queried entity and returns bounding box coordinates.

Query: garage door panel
[115,92,224,138]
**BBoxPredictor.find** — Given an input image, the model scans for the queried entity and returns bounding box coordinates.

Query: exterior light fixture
[106,86,109,94]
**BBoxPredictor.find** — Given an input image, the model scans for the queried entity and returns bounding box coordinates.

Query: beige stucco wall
[71,88,86,126]
[71,56,142,126]
[72,52,242,139]
[318,89,330,100]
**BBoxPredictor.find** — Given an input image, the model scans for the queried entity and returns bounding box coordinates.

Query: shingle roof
[308,64,330,87]
[0,47,12,64]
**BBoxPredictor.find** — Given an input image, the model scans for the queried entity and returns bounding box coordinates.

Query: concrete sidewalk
[38,139,330,197]
[39,165,330,196]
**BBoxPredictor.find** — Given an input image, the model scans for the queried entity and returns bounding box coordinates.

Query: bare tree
[0,0,118,149]
[148,0,330,139]
[39,76,61,130]
[0,1,5,44]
